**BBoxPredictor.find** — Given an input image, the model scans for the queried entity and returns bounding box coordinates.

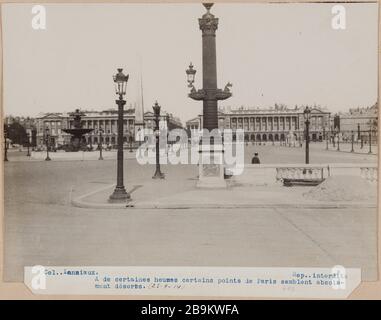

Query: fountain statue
[62,109,94,151]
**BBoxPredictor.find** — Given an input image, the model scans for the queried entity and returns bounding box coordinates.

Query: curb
[72,198,376,210]
[71,181,377,210]
[71,198,135,209]
[132,203,377,209]
[71,184,135,209]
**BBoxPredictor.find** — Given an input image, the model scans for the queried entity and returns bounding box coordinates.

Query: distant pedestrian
[251,152,260,164]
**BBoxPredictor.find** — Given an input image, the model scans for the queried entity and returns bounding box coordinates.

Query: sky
[2,3,379,124]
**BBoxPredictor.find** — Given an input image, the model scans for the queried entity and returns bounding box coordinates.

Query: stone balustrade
[231,163,378,186]
[275,167,326,182]
[360,167,378,182]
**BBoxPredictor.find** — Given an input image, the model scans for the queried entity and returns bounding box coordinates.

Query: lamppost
[303,106,311,164]
[26,131,31,156]
[98,127,104,160]
[368,130,372,154]
[4,124,9,162]
[129,131,133,153]
[89,135,93,150]
[336,129,340,151]
[351,130,354,152]
[45,127,51,161]
[326,131,329,150]
[166,114,170,157]
[152,101,165,179]
[357,123,361,141]
[109,68,130,203]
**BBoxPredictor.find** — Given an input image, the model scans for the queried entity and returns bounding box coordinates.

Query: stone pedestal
[197,144,227,189]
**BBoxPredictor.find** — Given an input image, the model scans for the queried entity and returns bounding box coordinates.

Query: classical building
[35,106,182,148]
[186,105,331,142]
[333,103,378,142]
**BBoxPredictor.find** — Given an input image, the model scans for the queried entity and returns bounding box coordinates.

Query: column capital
[199,6,218,35]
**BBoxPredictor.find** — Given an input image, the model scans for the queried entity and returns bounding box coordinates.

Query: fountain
[62,109,94,151]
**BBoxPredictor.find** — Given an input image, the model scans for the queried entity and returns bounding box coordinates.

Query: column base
[108,186,131,203]
[152,171,165,179]
[197,145,227,189]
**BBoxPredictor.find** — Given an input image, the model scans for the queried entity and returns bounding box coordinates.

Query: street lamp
[152,101,165,179]
[45,127,51,161]
[4,124,9,162]
[98,127,104,160]
[303,106,311,164]
[351,130,354,153]
[26,131,31,157]
[186,63,196,89]
[357,123,361,141]
[109,68,130,203]
[336,129,340,151]
[129,131,133,153]
[368,130,372,154]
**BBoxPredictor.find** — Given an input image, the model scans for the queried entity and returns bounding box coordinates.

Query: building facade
[333,103,378,142]
[186,105,331,142]
[35,107,182,149]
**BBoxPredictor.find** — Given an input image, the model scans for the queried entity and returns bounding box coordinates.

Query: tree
[7,122,27,145]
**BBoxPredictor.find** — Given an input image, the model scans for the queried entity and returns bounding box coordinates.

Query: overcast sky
[2,3,378,123]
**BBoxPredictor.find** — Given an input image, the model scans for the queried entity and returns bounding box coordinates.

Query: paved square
[3,146,378,281]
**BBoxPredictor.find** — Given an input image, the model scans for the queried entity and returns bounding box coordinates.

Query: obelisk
[134,72,145,143]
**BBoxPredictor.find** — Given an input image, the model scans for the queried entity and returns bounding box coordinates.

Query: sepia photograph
[1,1,379,296]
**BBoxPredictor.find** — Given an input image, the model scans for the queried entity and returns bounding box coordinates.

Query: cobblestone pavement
[3,149,378,282]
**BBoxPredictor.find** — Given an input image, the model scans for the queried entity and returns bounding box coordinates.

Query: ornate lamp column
[351,130,354,152]
[26,131,31,157]
[303,107,311,164]
[98,127,104,160]
[129,131,133,153]
[336,129,340,151]
[368,130,372,154]
[4,124,9,162]
[45,127,51,161]
[109,68,131,203]
[152,101,165,179]
[186,3,232,188]
[357,123,361,141]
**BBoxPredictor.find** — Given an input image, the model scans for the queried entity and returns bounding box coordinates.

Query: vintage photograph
[1,2,378,288]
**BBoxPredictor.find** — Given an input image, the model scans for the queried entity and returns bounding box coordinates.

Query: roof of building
[219,104,330,115]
